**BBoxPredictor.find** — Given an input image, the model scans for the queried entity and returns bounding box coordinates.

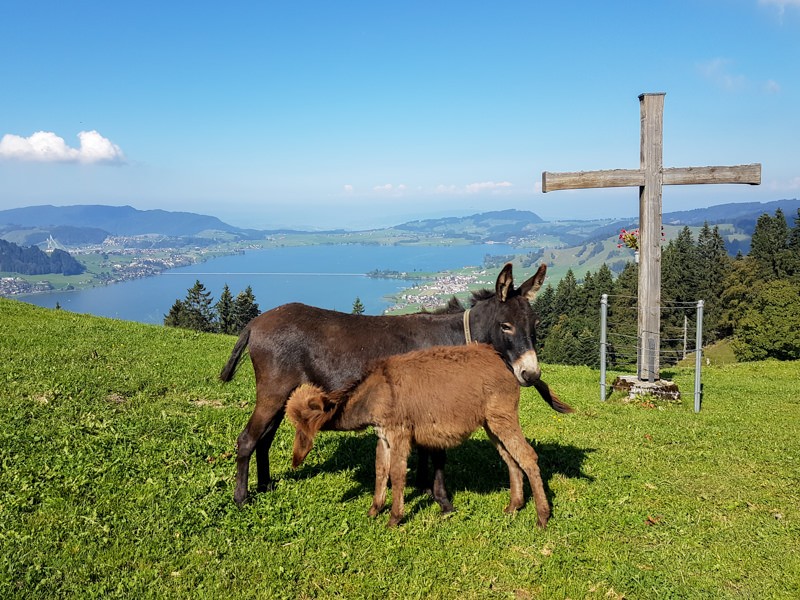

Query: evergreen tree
[541,315,582,365]
[232,286,260,332]
[787,208,800,279]
[352,297,366,315]
[531,284,556,344]
[607,262,638,368]
[718,254,762,339]
[552,269,579,319]
[215,284,236,334]
[749,209,790,280]
[732,279,800,361]
[695,223,731,341]
[182,280,216,332]
[164,299,189,328]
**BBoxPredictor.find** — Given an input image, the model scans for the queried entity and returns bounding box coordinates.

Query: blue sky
[1,1,798,230]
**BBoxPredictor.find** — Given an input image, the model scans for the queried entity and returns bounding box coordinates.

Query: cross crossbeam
[542,93,760,382]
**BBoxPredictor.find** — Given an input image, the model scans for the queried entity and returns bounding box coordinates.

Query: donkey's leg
[387,433,412,527]
[415,447,431,490]
[255,409,285,492]
[234,390,286,506]
[483,425,525,514]
[429,449,454,514]
[487,416,550,528]
[368,434,391,518]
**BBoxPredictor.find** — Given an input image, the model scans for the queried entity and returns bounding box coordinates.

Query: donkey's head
[470,263,547,387]
[286,383,336,468]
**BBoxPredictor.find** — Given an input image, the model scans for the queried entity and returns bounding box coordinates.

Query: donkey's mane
[469,288,496,305]
[425,288,497,314]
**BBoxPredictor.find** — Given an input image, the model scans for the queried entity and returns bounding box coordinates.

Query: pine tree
[749,209,790,280]
[352,297,365,315]
[607,262,638,369]
[531,284,556,344]
[164,299,189,328]
[232,286,260,332]
[182,280,215,332]
[552,269,579,319]
[696,223,731,341]
[215,284,236,334]
[787,208,800,279]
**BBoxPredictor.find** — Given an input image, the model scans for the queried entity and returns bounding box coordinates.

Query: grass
[1,297,798,599]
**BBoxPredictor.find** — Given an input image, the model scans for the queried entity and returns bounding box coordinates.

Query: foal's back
[361,344,520,448]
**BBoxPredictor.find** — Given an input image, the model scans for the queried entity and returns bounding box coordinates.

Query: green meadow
[1,298,798,598]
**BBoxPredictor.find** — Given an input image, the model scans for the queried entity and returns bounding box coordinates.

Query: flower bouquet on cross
[617,228,639,251]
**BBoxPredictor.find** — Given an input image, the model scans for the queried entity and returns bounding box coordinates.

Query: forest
[0,239,85,276]
[532,208,800,366]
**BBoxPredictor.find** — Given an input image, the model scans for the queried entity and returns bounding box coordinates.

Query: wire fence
[599,294,704,412]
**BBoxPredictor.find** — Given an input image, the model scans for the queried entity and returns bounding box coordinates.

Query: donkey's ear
[495,262,515,302]
[517,264,547,301]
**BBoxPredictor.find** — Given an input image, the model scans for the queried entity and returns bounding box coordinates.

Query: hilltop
[2,199,799,250]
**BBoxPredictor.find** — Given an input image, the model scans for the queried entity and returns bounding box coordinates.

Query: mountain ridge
[1,199,798,246]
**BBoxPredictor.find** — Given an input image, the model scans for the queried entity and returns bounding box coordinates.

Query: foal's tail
[286,384,342,468]
[533,378,575,414]
[219,325,251,382]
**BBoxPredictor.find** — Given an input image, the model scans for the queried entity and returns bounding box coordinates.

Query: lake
[19,243,518,324]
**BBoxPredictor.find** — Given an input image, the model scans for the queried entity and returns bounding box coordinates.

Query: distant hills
[1,199,798,250]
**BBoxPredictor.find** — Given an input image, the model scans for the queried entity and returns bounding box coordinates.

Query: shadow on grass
[283,432,595,520]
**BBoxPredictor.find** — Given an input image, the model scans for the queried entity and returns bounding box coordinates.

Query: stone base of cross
[542,93,760,383]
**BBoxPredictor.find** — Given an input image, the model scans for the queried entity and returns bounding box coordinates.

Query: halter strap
[463,308,474,344]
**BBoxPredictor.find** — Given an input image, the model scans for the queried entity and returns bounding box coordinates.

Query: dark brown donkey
[220,262,572,507]
[287,344,551,527]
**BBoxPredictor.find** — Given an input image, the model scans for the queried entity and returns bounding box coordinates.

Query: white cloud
[759,0,800,16]
[465,181,513,194]
[343,184,354,193]
[764,79,781,93]
[697,58,747,91]
[434,181,514,195]
[0,130,125,164]
[767,176,800,191]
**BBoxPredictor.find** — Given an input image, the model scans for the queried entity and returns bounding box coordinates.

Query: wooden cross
[542,93,760,382]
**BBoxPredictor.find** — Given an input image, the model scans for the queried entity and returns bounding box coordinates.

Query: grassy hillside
[1,299,798,598]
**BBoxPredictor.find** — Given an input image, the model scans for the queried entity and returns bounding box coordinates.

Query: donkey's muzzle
[512,351,541,386]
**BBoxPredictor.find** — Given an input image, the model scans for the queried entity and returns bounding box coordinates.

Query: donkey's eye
[500,322,515,334]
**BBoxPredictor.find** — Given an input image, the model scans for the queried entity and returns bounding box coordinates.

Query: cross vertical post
[638,93,664,381]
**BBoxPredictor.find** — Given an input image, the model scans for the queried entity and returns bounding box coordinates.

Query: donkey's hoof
[386,516,402,528]
[439,501,455,515]
[367,505,381,518]
[503,504,522,514]
[233,488,251,507]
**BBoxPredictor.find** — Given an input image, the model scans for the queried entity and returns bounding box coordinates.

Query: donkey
[220,262,571,507]
[287,344,551,528]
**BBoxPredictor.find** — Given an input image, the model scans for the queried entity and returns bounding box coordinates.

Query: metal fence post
[694,300,704,413]
[600,294,608,401]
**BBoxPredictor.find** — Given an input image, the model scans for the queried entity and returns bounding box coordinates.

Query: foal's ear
[517,264,547,301]
[496,262,515,302]
[292,429,314,468]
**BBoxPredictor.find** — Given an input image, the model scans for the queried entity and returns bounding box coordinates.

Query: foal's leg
[430,449,454,514]
[486,416,550,528]
[368,434,391,518]
[387,432,412,527]
[483,425,525,514]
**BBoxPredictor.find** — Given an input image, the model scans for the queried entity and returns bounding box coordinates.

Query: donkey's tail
[219,325,251,382]
[533,378,575,414]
